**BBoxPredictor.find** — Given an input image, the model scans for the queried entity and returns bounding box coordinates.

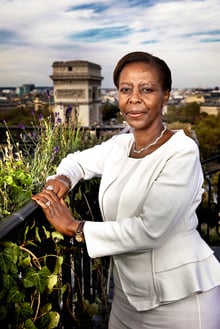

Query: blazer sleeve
[47,135,119,189]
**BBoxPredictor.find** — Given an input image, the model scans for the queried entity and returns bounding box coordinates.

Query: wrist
[74,221,86,243]
[56,175,71,190]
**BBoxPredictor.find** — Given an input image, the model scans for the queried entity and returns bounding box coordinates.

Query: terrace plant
[0,111,98,217]
[0,113,108,328]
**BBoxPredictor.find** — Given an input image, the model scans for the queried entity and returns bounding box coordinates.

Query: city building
[200,104,220,116]
[50,60,103,126]
[16,84,35,96]
[200,90,220,116]
[184,93,205,104]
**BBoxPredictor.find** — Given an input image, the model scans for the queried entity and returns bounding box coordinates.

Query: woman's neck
[130,126,174,158]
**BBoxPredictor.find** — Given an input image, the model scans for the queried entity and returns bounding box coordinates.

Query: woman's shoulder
[157,129,201,162]
[170,129,199,149]
[106,131,133,145]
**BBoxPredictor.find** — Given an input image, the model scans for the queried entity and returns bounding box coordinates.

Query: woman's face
[118,61,170,130]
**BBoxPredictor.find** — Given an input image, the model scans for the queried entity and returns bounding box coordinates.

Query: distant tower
[50,60,103,126]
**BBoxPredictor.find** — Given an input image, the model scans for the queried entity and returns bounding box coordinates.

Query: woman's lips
[126,111,146,119]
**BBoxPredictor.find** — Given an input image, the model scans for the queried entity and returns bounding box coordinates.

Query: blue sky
[0,0,220,88]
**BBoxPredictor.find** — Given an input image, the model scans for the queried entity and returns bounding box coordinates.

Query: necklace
[133,126,167,154]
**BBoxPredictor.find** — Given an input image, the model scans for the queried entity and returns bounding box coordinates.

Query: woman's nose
[129,90,142,103]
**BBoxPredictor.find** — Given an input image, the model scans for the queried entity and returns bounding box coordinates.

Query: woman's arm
[45,135,119,198]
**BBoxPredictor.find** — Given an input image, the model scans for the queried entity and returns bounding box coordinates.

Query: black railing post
[61,238,77,329]
[198,155,220,242]
[83,245,91,301]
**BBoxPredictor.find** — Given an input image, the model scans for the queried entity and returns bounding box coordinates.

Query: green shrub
[0,114,107,328]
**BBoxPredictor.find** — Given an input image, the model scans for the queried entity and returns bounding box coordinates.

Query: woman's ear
[162,90,170,106]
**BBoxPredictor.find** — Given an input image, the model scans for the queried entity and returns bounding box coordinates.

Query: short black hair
[113,51,172,91]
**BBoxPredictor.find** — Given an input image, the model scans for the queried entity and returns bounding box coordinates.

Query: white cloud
[0,0,220,88]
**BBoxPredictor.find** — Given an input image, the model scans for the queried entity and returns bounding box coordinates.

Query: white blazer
[52,130,220,311]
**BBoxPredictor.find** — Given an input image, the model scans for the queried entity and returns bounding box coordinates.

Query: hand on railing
[32,189,79,237]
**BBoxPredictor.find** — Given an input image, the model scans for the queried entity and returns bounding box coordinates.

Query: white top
[49,130,220,311]
[102,156,141,220]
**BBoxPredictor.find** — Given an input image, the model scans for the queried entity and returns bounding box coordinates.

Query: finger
[32,196,54,218]
[32,196,49,210]
[60,198,68,206]
[32,194,48,205]
[37,190,58,203]
[32,191,56,208]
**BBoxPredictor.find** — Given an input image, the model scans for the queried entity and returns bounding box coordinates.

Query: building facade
[200,90,220,116]
[50,60,103,126]
[200,104,220,116]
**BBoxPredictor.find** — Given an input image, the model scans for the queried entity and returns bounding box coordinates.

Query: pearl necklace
[133,126,167,154]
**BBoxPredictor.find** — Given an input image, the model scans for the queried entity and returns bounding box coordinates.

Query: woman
[32,51,220,329]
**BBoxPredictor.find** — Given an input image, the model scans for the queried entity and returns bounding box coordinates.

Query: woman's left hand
[32,190,78,236]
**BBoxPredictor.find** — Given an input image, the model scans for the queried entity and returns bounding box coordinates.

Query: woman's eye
[120,87,131,93]
[141,87,153,93]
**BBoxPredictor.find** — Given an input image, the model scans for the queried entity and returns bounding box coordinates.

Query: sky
[0,0,220,89]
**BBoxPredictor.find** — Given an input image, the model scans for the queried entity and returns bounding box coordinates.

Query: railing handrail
[201,154,220,165]
[201,154,220,176]
[0,200,39,239]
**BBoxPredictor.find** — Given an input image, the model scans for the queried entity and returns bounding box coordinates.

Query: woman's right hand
[44,175,71,199]
[32,189,78,236]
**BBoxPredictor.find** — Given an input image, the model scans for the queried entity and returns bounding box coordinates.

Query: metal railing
[0,181,109,329]
[197,155,220,243]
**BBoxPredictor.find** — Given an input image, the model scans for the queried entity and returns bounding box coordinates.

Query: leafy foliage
[0,113,109,328]
[0,103,50,127]
[0,113,91,218]
[0,139,25,217]
[0,228,65,328]
[164,102,200,124]
[194,115,220,159]
[164,103,220,159]
[101,102,119,122]
[0,180,108,328]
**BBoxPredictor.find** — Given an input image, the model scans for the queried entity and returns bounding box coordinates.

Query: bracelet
[56,175,71,189]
